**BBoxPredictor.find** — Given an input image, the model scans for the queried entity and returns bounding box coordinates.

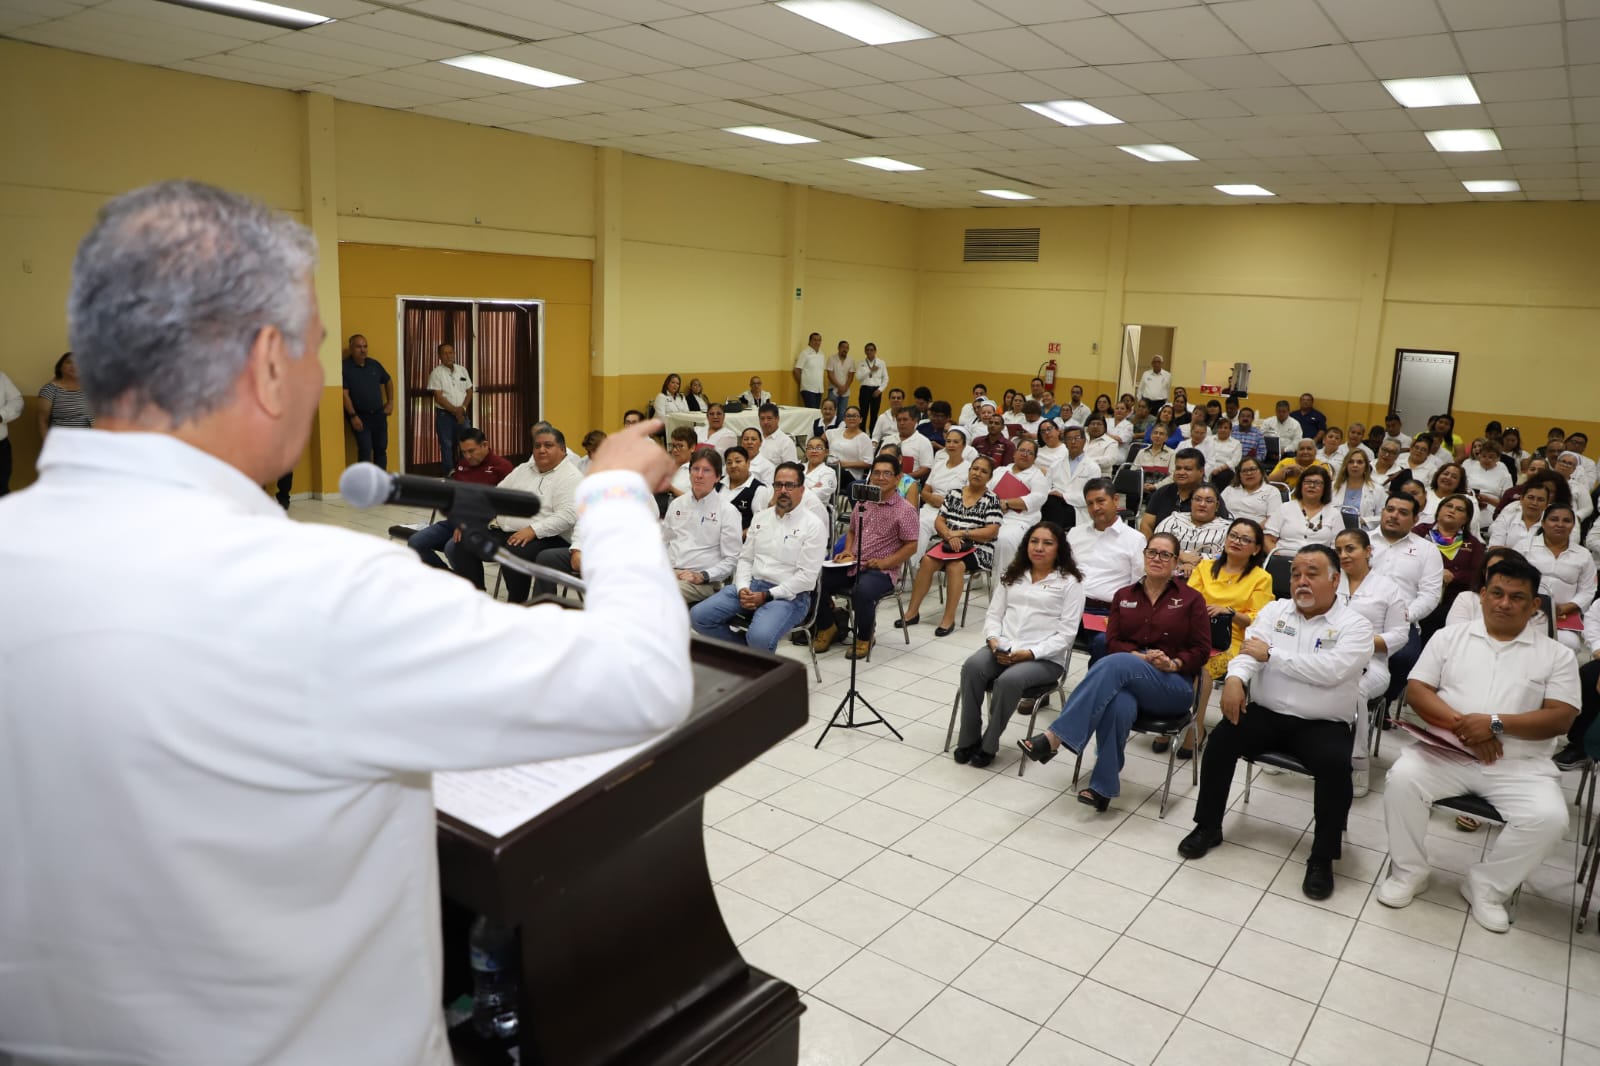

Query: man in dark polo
[341,333,392,469]
[391,428,513,569]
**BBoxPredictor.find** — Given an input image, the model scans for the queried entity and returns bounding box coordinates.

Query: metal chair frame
[1069,674,1204,817]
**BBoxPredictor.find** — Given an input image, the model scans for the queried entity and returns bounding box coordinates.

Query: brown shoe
[812,625,839,652]
[846,638,873,660]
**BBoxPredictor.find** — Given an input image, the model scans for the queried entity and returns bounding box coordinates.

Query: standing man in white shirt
[1179,544,1372,900]
[664,448,743,604]
[691,462,826,651]
[1138,354,1172,406]
[1370,491,1444,698]
[426,341,473,470]
[825,340,854,408]
[793,331,825,409]
[0,180,688,1066]
[856,342,889,431]
[0,368,21,495]
[1377,557,1580,932]
[756,402,798,469]
[446,422,584,604]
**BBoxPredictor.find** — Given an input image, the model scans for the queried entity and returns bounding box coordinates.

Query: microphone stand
[815,495,904,748]
[449,493,582,598]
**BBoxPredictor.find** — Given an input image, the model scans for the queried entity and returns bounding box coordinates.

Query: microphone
[340,463,542,518]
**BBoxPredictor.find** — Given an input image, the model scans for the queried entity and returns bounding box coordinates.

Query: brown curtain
[475,304,539,466]
[402,302,472,475]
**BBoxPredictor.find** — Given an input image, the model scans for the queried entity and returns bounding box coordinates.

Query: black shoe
[388,524,413,539]
[934,624,955,637]
[1303,859,1335,901]
[893,614,920,629]
[1555,746,1590,771]
[952,744,977,764]
[1151,737,1171,754]
[1177,826,1223,860]
[969,750,995,768]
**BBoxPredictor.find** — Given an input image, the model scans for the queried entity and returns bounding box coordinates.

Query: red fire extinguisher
[1040,359,1057,388]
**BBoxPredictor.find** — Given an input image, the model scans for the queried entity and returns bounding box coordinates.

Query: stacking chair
[1264,436,1281,467]
[943,674,1065,761]
[730,572,825,683]
[1112,465,1145,528]
[1068,674,1205,818]
[1265,554,1293,600]
[1014,615,1104,779]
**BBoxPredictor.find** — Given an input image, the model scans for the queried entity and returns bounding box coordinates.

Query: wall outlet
[1091,342,1098,353]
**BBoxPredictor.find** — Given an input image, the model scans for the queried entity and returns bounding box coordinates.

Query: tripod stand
[815,491,904,748]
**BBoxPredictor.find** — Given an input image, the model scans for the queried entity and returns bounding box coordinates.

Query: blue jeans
[690,580,811,653]
[1047,652,1194,798]
[435,409,470,469]
[407,520,453,569]
[350,410,387,469]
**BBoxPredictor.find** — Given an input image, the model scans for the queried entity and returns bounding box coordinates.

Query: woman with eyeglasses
[813,396,842,439]
[1334,529,1408,797]
[1033,418,1068,477]
[1155,483,1229,557]
[953,521,1085,768]
[828,405,874,488]
[802,436,836,503]
[1529,504,1596,652]
[989,438,1050,577]
[1223,456,1282,525]
[1264,465,1337,556]
[898,456,1003,637]
[1016,532,1211,809]
[1413,492,1485,641]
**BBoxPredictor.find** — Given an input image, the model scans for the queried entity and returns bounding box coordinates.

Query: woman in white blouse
[1528,504,1597,651]
[1265,465,1337,556]
[1333,449,1383,529]
[802,436,837,505]
[740,427,774,484]
[1223,457,1282,525]
[827,405,875,486]
[1466,438,1512,530]
[1422,462,1475,527]
[1334,529,1409,795]
[989,438,1050,577]
[918,428,973,555]
[952,521,1085,767]
[1033,418,1068,477]
[1155,484,1229,557]
[653,373,689,417]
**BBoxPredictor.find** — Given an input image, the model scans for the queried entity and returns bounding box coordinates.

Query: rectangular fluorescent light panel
[979,189,1036,200]
[848,156,923,172]
[1383,75,1480,108]
[158,0,331,28]
[1119,144,1198,162]
[441,55,582,89]
[1023,100,1123,127]
[723,126,818,145]
[1425,128,1501,152]
[1215,184,1275,196]
[1463,179,1520,193]
[775,0,934,45]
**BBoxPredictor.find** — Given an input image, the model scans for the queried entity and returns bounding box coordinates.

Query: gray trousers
[957,649,1064,754]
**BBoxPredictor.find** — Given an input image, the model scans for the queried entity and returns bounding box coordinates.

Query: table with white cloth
[665,406,817,441]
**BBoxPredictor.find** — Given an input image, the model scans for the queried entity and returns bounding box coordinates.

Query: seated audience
[1232,406,1266,463]
[1316,425,1347,469]
[957,383,991,427]
[1179,545,1371,901]
[1180,518,1274,757]
[989,439,1050,576]
[1140,448,1208,538]
[892,406,936,480]
[1555,598,1600,769]
[1413,493,1485,640]
[690,463,826,652]
[1205,419,1242,487]
[1334,449,1383,528]
[1082,414,1121,469]
[756,403,798,468]
[813,396,841,439]
[1015,532,1210,809]
[1555,451,1596,525]
[1265,465,1337,556]
[1268,438,1329,490]
[1135,436,1176,485]
[1378,557,1580,933]
[1156,483,1228,557]
[698,403,737,454]
[897,457,1003,637]
[1371,439,1406,487]
[918,429,973,555]
[1033,418,1068,475]
[667,426,696,496]
[1223,457,1282,525]
[446,422,581,604]
[916,400,957,447]
[874,442,922,508]
[739,375,772,408]
[1499,426,1528,476]
[871,387,907,444]
[1144,404,1183,448]
[654,373,689,417]
[722,445,771,531]
[1421,462,1472,525]
[1528,504,1596,651]
[663,449,743,603]
[1046,425,1101,530]
[1070,479,1148,613]
[575,429,607,473]
[622,409,646,427]
[973,407,1016,469]
[740,427,774,483]
[684,376,708,412]
[399,428,513,569]
[813,457,920,660]
[1467,437,1513,527]
[802,435,837,503]
[827,405,875,484]
[1334,529,1408,796]
[1263,399,1303,449]
[1488,479,1551,554]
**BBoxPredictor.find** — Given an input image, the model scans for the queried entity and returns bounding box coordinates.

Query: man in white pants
[1378,556,1580,933]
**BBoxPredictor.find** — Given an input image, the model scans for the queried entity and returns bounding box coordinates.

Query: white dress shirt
[654,392,690,416]
[1062,402,1091,427]
[1488,508,1542,555]
[494,456,582,538]
[670,462,691,496]
[1069,520,1147,602]
[1466,458,1513,512]
[985,571,1087,669]
[871,411,899,445]
[1370,530,1445,623]
[1263,416,1303,448]
[1584,599,1600,654]
[1206,435,1242,476]
[1223,483,1283,525]
[1383,432,1413,452]
[1337,570,1409,682]
[858,357,889,391]
[793,345,825,393]
[1228,599,1372,723]
[0,430,690,1066]
[958,400,991,427]
[0,371,21,441]
[1329,442,1375,470]
[737,504,827,600]
[1034,442,1069,476]
[1529,541,1598,612]
[740,388,773,408]
[426,362,472,410]
[1083,434,1122,470]
[895,431,935,474]
[1050,453,1103,521]
[1411,620,1581,770]
[663,488,742,581]
[1138,368,1172,403]
[759,429,798,467]
[825,353,853,393]
[1266,504,1339,555]
[1446,591,1549,637]
[748,452,776,485]
[803,462,837,502]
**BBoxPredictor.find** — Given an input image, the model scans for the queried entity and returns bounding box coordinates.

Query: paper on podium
[992,471,1030,500]
[434,738,656,837]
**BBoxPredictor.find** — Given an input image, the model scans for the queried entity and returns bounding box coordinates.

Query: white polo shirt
[1528,542,1598,612]
[857,357,889,391]
[663,488,743,581]
[759,429,798,468]
[1227,599,1372,723]
[1370,530,1445,623]
[1411,619,1581,771]
[1263,416,1303,448]
[426,362,472,410]
[0,371,21,441]
[793,345,825,393]
[1069,519,1146,602]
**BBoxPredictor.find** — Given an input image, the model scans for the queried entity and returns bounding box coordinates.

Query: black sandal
[894,614,920,628]
[1016,734,1059,764]
[1077,788,1111,812]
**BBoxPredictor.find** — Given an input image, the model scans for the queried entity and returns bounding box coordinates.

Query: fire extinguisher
[1040,359,1057,388]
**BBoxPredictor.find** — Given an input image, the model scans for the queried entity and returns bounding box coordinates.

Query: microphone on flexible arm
[339,463,542,519]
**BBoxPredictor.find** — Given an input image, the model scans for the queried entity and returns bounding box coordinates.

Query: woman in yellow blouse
[1168,517,1274,758]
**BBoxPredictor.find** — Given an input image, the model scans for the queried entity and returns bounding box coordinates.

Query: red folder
[992,471,1030,500]
[926,543,977,562]
[1005,423,1026,439]
[1558,613,1584,632]
[901,455,915,475]
[1081,613,1108,633]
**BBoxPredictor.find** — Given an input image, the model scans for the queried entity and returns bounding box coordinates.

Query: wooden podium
[437,637,809,1066]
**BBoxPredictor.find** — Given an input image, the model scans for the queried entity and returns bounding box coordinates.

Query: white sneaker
[1352,768,1369,798]
[1376,871,1428,908]
[1260,764,1283,776]
[1459,880,1510,933]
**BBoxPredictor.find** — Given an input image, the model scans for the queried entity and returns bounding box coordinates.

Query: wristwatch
[1490,714,1504,735]
[698,571,710,583]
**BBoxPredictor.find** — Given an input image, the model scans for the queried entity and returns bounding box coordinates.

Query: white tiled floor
[296,496,1600,1066]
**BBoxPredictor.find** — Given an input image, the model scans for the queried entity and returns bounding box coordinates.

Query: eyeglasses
[1144,549,1176,561]
[1225,532,1256,545]
[772,481,801,490]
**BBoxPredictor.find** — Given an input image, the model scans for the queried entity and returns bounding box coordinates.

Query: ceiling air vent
[963,227,1040,263]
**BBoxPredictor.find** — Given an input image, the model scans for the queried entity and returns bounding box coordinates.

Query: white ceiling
[6,0,1599,207]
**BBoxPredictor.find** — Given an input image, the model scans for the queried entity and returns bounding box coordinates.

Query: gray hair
[530,421,566,449]
[68,180,316,425]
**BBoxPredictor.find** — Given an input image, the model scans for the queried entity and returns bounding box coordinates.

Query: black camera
[849,482,883,503]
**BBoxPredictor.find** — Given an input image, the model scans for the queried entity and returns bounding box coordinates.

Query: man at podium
[0,181,691,1066]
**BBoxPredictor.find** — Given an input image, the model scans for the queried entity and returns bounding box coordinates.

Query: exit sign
[1047,342,1061,354]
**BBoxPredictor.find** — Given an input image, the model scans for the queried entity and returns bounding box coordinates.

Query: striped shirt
[40,382,93,428]
[935,489,1003,571]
